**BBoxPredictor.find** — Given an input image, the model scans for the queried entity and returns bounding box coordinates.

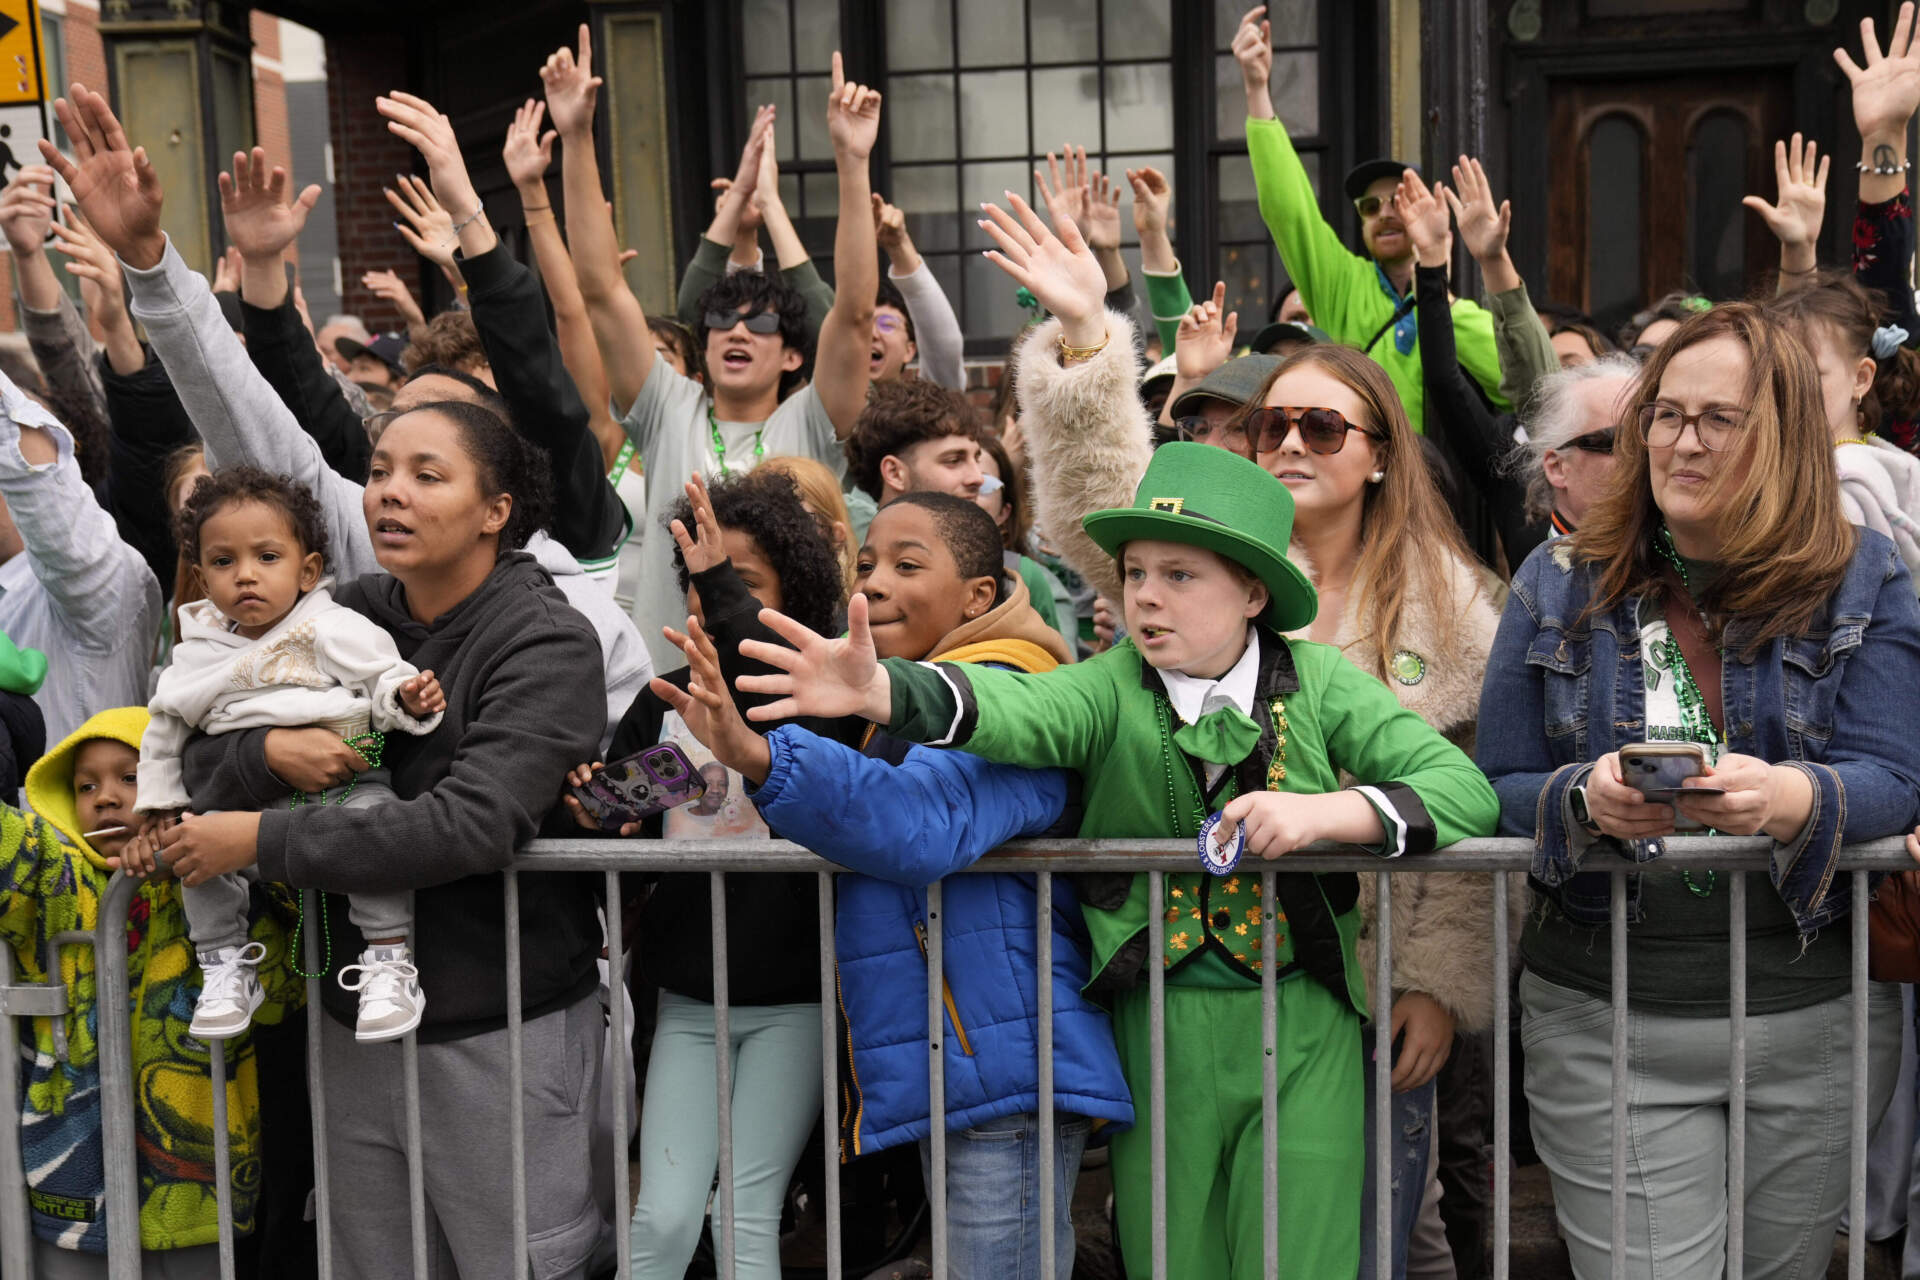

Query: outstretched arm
[810,52,882,437]
[1838,3,1920,207]
[551,24,656,415]
[1442,156,1557,409]
[876,193,965,389]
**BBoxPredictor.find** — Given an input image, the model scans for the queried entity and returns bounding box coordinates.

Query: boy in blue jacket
[652,492,1132,1280]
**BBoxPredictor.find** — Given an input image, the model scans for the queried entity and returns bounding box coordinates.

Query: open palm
[1839,4,1920,141]
[738,595,883,724]
[41,86,164,266]
[980,183,1108,330]
[220,147,321,260]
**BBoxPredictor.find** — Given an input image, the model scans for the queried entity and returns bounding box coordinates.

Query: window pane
[795,75,833,161]
[741,0,791,74]
[1031,0,1098,62]
[1688,111,1747,302]
[1032,67,1105,156]
[924,254,965,338]
[887,0,954,71]
[889,74,958,162]
[1215,0,1315,49]
[801,171,839,220]
[1270,51,1320,136]
[793,0,840,70]
[1217,241,1280,323]
[960,0,1026,66]
[1216,152,1265,241]
[1589,115,1643,330]
[1103,63,1171,151]
[744,78,796,161]
[890,164,962,252]
[1104,0,1172,60]
[966,249,1030,341]
[964,160,1034,247]
[961,70,1030,155]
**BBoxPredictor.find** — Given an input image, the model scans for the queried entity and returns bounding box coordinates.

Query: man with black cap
[335,331,408,389]
[1230,5,1506,432]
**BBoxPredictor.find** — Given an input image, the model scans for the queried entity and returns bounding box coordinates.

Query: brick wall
[322,32,415,334]
[250,10,288,174]
[65,2,105,94]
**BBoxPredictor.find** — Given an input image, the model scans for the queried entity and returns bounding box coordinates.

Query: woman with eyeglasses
[1476,302,1920,1279]
[996,184,1507,1275]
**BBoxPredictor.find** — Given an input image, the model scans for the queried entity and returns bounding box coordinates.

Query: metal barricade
[4,835,1911,1279]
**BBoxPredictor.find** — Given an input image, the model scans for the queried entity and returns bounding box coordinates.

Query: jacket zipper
[835,960,864,1159]
[913,920,976,1056]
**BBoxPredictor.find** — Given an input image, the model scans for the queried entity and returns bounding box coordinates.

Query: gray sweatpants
[182,778,410,953]
[317,990,607,1279]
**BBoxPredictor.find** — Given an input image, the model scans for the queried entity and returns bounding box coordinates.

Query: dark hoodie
[181,552,607,1041]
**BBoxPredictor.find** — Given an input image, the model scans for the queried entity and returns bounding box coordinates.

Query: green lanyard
[708,404,766,471]
[607,438,636,482]
[1653,525,1722,896]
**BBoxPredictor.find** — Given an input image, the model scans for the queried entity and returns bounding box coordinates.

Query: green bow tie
[1172,702,1262,767]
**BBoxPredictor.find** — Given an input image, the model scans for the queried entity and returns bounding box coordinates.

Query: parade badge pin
[1198,811,1244,876]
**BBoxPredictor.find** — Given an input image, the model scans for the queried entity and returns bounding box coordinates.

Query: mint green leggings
[628,991,824,1280]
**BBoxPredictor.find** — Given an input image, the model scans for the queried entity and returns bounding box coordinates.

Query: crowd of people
[14,3,1920,1278]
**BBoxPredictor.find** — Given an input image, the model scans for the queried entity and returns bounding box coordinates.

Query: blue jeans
[1359,1042,1436,1280]
[916,1111,1092,1280]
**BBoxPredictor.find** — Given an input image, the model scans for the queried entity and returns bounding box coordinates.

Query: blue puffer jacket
[750,724,1135,1156]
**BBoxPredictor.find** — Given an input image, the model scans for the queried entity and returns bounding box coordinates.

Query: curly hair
[401,311,490,376]
[382,400,553,549]
[648,316,701,379]
[844,378,980,501]
[665,468,845,638]
[694,273,813,398]
[175,465,331,571]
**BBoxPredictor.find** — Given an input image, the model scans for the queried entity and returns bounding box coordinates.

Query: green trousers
[1109,973,1362,1280]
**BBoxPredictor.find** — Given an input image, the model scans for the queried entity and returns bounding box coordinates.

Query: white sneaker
[189,942,268,1040]
[338,946,424,1042]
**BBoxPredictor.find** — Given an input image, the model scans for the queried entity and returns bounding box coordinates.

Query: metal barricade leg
[208,1039,235,1279]
[1146,874,1166,1280]
[1728,873,1746,1280]
[0,942,37,1278]
[817,872,841,1280]
[1851,869,1869,1280]
[1037,872,1056,1280]
[710,870,735,1280]
[94,873,142,1280]
[1609,871,1627,1280]
[504,870,526,1279]
[1372,870,1392,1280]
[926,879,946,1279]
[606,874,632,1280]
[303,891,334,1280]
[1261,872,1278,1280]
[1492,874,1510,1280]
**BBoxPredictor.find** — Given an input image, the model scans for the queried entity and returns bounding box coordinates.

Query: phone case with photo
[571,744,708,832]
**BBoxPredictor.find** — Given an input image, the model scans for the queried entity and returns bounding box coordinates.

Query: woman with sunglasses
[1515,357,1639,538]
[1476,302,1920,1279]
[987,177,1507,1279]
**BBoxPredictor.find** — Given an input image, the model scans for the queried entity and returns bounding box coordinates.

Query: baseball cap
[1344,158,1415,202]
[1168,353,1283,420]
[1243,320,1329,356]
[336,332,408,380]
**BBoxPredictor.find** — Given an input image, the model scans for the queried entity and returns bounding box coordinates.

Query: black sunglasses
[704,307,782,335]
[1566,428,1617,454]
[1249,406,1372,455]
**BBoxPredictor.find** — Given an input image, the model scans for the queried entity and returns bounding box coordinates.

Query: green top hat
[1082,442,1318,631]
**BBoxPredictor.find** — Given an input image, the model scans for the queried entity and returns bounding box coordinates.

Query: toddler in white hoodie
[130,467,445,1042]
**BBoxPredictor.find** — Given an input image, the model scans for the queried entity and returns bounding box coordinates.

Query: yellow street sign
[0,1,44,107]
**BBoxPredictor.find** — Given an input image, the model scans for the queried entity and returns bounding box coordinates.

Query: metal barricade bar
[710,869,735,1279]
[817,872,841,1280]
[925,878,947,1279]
[1728,872,1747,1279]
[1260,870,1278,1279]
[1037,870,1056,1280]
[68,837,1914,1280]
[1372,869,1392,1280]
[606,873,632,1280]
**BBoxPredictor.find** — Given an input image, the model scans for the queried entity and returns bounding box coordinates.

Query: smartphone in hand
[570,744,708,832]
[1619,742,1725,831]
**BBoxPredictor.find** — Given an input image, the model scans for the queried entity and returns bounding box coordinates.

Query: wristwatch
[1568,784,1603,837]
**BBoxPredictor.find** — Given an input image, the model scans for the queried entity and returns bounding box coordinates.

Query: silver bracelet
[1858,158,1913,176]
[448,204,486,239]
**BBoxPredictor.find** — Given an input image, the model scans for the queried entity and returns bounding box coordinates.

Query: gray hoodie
[121,239,649,750]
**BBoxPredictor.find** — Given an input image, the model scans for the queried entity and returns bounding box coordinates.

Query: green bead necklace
[708,404,766,470]
[1652,528,1720,898]
[286,731,386,980]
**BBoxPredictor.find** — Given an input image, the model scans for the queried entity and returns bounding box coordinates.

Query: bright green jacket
[1246,116,1509,431]
[883,632,1499,1014]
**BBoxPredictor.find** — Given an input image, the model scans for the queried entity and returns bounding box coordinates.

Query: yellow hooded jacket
[1,707,300,1254]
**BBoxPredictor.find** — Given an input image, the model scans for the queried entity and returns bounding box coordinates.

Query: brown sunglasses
[1248,406,1374,455]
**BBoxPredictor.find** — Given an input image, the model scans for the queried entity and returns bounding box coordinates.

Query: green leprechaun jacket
[882,628,1500,1014]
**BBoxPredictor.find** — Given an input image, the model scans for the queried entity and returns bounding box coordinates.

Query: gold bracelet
[1058,331,1111,361]
[524,210,555,227]
[521,203,552,214]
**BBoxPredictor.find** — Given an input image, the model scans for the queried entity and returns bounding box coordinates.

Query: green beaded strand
[286,730,386,979]
[1653,528,1721,898]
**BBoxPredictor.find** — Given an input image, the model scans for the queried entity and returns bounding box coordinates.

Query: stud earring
[1369,470,1386,483]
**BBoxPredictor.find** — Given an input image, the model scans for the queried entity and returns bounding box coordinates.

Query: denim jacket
[1475,530,1920,934]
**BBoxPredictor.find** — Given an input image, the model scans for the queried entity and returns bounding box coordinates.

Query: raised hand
[1391,168,1451,269]
[1742,133,1829,260]
[1442,155,1511,264]
[1127,165,1171,241]
[1232,6,1274,119]
[376,92,485,238]
[651,616,774,785]
[50,206,125,314]
[384,173,459,269]
[1083,169,1124,253]
[713,179,766,234]
[668,473,729,576]
[872,192,908,254]
[826,51,881,162]
[502,98,557,192]
[40,84,166,269]
[729,104,776,209]
[541,23,603,139]
[978,182,1110,349]
[211,245,243,293]
[0,164,55,256]
[1838,2,1920,145]
[1038,146,1092,232]
[361,268,426,332]
[219,147,321,263]
[1175,281,1239,383]
[736,593,889,724]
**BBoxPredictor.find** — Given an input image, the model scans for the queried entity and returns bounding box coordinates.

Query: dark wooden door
[1547,73,1793,333]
